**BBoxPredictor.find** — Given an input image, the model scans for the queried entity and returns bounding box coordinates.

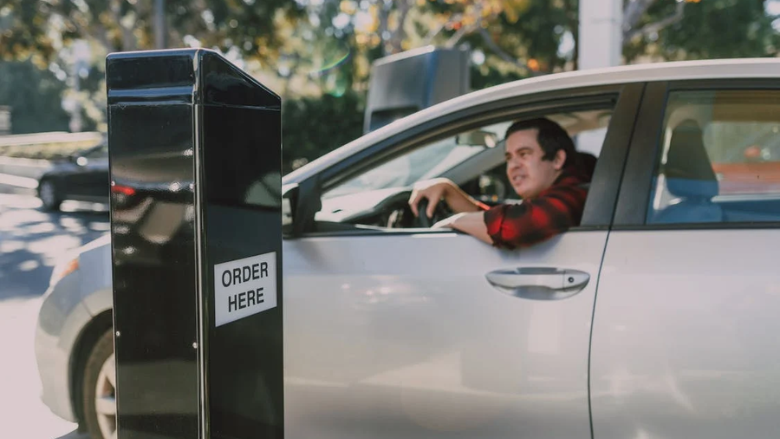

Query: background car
[37,143,109,211]
[36,59,780,439]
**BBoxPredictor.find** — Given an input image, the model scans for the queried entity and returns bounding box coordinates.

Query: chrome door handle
[485,267,590,300]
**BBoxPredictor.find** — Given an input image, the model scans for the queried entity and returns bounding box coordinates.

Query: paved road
[0,184,108,438]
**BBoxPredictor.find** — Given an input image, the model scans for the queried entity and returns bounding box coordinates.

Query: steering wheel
[414,198,451,228]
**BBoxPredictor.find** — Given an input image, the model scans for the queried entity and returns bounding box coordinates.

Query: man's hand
[433,211,493,245]
[409,178,452,219]
[409,178,482,219]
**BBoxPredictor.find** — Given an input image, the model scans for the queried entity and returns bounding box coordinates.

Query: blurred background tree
[0,59,71,134]
[0,0,777,170]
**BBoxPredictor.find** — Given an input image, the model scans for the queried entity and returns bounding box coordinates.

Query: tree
[625,0,780,61]
[0,60,71,134]
[1,0,777,169]
[272,0,780,170]
[282,91,365,173]
[0,0,305,133]
[0,0,303,63]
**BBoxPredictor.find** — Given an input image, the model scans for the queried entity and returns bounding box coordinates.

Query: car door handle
[485,267,590,300]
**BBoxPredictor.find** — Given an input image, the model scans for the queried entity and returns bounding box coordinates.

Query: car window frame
[292,83,645,238]
[613,79,780,230]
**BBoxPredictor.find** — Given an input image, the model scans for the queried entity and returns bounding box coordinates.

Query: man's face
[505,129,566,199]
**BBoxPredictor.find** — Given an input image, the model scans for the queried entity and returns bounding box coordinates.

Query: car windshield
[323,126,503,200]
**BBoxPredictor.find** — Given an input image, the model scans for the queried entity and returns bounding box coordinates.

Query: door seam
[587,231,611,439]
[587,82,647,439]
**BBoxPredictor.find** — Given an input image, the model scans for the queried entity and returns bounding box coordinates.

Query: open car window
[314,108,613,231]
[322,122,508,200]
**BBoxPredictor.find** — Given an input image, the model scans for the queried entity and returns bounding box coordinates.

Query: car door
[79,144,110,200]
[282,84,643,439]
[65,144,109,201]
[591,81,780,438]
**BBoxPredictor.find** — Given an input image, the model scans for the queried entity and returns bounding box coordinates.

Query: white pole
[155,0,166,49]
[69,40,91,133]
[579,0,623,69]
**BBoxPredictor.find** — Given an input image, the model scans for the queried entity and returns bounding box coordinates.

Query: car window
[647,90,780,224]
[322,122,508,200]
[316,108,612,229]
[467,116,610,204]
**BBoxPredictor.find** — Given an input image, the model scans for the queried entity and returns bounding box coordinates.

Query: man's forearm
[443,183,483,214]
[434,211,493,245]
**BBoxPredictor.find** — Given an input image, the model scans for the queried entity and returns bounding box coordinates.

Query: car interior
[648,90,780,225]
[310,108,613,233]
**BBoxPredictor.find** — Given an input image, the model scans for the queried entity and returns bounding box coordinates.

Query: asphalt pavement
[0,183,108,438]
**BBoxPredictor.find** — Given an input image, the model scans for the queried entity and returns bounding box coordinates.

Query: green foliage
[493,0,576,72]
[282,90,365,174]
[661,0,778,59]
[470,62,527,90]
[0,59,70,133]
[0,0,304,61]
[625,0,780,61]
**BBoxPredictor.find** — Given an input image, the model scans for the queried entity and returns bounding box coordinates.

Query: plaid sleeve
[482,183,588,249]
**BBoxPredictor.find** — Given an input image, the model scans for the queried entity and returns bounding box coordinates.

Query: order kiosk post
[106,48,283,439]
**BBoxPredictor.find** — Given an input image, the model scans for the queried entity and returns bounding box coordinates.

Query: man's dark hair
[504,117,578,168]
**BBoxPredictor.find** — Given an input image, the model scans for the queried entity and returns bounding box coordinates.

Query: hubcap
[95,353,117,439]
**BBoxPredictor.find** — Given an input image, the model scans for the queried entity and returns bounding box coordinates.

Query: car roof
[283,58,780,185]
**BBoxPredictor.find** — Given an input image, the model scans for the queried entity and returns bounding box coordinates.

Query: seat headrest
[663,120,718,199]
[577,152,597,180]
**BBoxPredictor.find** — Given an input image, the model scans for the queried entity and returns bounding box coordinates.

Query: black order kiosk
[106,49,283,438]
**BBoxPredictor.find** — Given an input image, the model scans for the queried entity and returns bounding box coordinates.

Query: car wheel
[39,180,62,211]
[83,330,116,439]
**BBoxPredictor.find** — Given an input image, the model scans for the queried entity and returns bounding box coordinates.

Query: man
[408,117,594,249]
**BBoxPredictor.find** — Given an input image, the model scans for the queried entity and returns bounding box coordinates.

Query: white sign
[214,252,277,327]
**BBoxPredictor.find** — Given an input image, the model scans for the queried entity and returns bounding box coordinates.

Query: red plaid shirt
[479,167,591,249]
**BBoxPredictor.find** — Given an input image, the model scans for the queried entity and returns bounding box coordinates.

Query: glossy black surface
[107,48,282,439]
[201,87,283,439]
[107,50,196,104]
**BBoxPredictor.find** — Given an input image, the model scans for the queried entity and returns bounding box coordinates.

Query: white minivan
[36,58,780,439]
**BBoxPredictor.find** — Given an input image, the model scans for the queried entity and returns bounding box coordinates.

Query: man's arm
[433,211,493,245]
[431,185,587,248]
[484,184,588,249]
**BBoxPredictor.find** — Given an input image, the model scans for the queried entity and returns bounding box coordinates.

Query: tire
[83,330,116,439]
[38,179,62,211]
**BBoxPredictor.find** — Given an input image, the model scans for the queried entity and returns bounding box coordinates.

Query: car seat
[653,119,723,224]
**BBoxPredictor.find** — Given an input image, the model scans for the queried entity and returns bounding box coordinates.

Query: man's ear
[553,149,567,170]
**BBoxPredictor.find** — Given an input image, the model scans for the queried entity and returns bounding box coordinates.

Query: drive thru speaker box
[106,48,283,439]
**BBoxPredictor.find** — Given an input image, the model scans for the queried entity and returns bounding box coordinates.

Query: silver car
[36,59,780,439]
